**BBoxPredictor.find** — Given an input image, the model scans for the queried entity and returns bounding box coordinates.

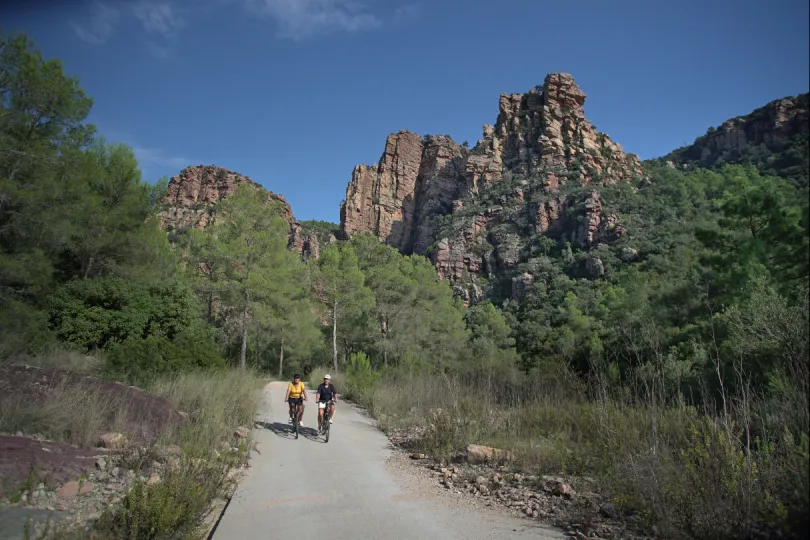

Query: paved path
[212,381,563,540]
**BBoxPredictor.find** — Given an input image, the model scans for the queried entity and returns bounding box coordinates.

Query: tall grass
[345,363,809,539]
[148,369,264,454]
[1,380,154,448]
[3,364,265,540]
[1,345,104,374]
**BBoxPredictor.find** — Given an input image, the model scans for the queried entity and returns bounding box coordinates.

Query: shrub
[105,328,225,383]
[344,352,378,402]
[47,277,212,350]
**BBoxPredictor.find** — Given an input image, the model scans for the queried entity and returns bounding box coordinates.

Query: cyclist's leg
[299,401,305,423]
[329,401,335,423]
[288,401,294,422]
[317,402,324,424]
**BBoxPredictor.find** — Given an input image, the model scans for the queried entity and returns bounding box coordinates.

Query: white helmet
[324,374,332,380]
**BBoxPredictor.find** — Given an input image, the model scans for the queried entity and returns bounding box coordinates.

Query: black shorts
[288,397,303,405]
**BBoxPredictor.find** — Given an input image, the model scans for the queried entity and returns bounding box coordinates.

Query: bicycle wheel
[293,404,299,439]
[324,407,330,443]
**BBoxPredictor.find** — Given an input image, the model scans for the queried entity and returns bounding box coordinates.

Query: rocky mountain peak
[158,165,293,230]
[158,165,321,261]
[339,73,644,302]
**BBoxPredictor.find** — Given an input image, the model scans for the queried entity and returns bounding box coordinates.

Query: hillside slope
[661,92,808,189]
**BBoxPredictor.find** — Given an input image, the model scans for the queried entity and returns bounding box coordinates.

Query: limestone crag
[339,73,644,301]
[158,165,321,260]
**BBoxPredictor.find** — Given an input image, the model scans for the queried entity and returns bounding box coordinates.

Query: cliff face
[158,165,322,260]
[664,93,809,188]
[339,73,644,302]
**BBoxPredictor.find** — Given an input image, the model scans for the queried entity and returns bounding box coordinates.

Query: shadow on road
[257,421,324,442]
[301,426,329,443]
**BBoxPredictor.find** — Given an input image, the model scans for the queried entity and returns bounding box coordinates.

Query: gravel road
[212,381,563,540]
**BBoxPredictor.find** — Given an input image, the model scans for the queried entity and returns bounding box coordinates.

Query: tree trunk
[240,303,249,370]
[84,256,94,279]
[278,337,284,379]
[332,300,338,372]
[383,315,389,366]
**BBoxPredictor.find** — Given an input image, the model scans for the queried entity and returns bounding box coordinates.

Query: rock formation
[664,92,808,188]
[158,165,321,260]
[159,165,293,229]
[339,73,644,301]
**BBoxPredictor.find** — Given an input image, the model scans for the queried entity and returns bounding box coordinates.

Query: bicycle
[288,398,303,439]
[318,399,335,443]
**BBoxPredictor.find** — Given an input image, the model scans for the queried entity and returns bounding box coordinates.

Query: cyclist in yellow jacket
[284,373,307,426]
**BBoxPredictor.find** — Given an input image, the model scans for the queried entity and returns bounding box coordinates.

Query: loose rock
[98,432,126,449]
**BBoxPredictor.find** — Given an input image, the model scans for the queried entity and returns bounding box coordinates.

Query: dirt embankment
[0,364,183,489]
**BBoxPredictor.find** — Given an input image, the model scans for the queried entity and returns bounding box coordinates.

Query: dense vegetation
[1,32,808,540]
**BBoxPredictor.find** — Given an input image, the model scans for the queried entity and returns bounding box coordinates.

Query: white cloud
[70,0,186,57]
[245,0,381,40]
[69,1,120,44]
[71,0,406,49]
[132,1,186,35]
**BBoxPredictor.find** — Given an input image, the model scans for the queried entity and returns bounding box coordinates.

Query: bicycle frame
[318,399,334,440]
[290,399,303,439]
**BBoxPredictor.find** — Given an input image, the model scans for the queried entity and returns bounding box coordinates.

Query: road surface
[212,381,563,540]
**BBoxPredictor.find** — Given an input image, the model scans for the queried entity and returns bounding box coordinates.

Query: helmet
[293,373,302,379]
[324,374,331,380]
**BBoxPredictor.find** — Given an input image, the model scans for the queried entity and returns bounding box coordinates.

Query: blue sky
[5,0,809,222]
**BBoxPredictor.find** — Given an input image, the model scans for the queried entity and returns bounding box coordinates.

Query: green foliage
[344,351,379,401]
[316,242,375,369]
[349,234,468,367]
[298,219,339,244]
[662,93,809,190]
[189,183,305,369]
[46,277,224,380]
[105,330,225,382]
[0,32,178,361]
[48,277,207,350]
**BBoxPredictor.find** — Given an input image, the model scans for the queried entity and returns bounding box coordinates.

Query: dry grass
[2,346,103,375]
[0,378,162,448]
[1,360,264,540]
[346,366,809,540]
[148,369,263,454]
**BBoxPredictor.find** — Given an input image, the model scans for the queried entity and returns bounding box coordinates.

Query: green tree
[57,141,168,280]
[192,183,302,369]
[0,32,94,304]
[317,243,374,371]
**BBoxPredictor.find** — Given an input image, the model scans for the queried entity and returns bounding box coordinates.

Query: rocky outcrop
[339,73,644,301]
[159,165,293,230]
[289,222,322,263]
[340,131,425,250]
[664,92,808,187]
[158,165,319,260]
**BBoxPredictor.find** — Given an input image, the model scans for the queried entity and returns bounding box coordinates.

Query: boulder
[57,481,93,498]
[466,444,510,464]
[98,432,126,450]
